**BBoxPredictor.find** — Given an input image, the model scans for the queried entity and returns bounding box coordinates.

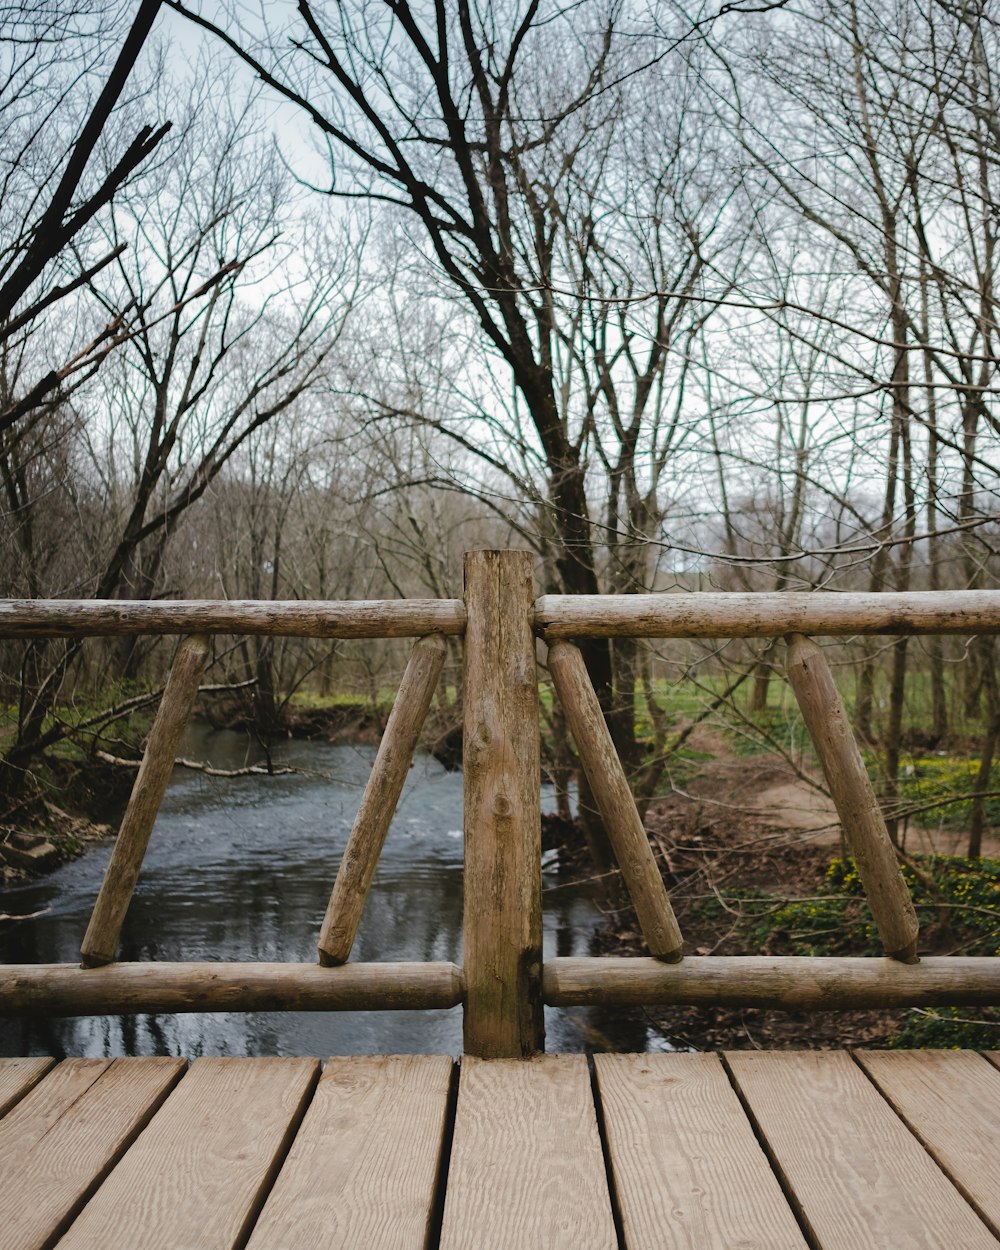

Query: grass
[893,754,1000,830]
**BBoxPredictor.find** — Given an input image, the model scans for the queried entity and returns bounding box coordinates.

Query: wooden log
[80,635,211,967]
[318,633,447,966]
[462,550,544,1058]
[786,633,919,962]
[547,639,682,962]
[543,955,1000,1009]
[536,589,1000,638]
[0,597,466,638]
[0,961,465,1015]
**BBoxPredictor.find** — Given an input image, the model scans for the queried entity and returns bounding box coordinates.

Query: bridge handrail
[3,552,1000,1056]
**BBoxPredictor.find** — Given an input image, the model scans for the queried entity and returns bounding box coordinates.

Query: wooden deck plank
[0,1056,185,1250]
[0,1056,55,1117]
[594,1052,809,1249]
[246,1055,452,1250]
[726,1051,999,1249]
[438,1054,617,1250]
[58,1056,319,1250]
[856,1050,1000,1237]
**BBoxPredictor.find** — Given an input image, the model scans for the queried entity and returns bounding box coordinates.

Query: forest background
[2,0,999,989]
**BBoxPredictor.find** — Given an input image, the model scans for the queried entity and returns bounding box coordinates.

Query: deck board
[595,1052,809,1249]
[57,1056,319,1250]
[438,1054,617,1250]
[246,1055,453,1250]
[2,1048,998,1249]
[0,1056,185,1250]
[726,1050,1000,1249]
[0,1056,55,1117]
[856,1049,1000,1238]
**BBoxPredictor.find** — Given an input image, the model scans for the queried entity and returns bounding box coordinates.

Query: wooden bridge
[3,550,1000,1248]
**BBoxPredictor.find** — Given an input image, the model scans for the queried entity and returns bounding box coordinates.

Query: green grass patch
[892,754,1000,829]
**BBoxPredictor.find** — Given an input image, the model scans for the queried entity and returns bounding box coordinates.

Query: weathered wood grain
[0,597,466,638]
[58,1057,319,1250]
[318,634,447,966]
[247,1055,452,1250]
[856,1049,1000,1237]
[0,1055,54,1117]
[548,639,683,962]
[0,1056,184,1250]
[81,634,210,966]
[0,960,465,1014]
[786,634,919,961]
[536,589,1000,638]
[543,955,1000,1008]
[594,1052,808,1249]
[726,1050,998,1249]
[439,1055,617,1250]
[462,551,544,1057]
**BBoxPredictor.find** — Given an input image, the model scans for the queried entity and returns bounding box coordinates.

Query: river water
[0,726,663,1057]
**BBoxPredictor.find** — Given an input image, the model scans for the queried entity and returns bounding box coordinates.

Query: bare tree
[166,3,733,761]
[0,0,171,434]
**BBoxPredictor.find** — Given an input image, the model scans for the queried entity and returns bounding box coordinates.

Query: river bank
[0,695,454,883]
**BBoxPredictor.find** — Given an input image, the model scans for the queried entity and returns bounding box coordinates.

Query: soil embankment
[588,728,1000,1050]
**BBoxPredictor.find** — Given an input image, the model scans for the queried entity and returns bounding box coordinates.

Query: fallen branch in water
[0,908,51,922]
[94,749,299,778]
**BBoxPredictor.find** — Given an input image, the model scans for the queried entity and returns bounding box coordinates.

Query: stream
[0,726,666,1057]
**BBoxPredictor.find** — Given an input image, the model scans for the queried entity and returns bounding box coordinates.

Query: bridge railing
[2,550,1000,1056]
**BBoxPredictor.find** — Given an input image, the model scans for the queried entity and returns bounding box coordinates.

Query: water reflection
[0,726,662,1056]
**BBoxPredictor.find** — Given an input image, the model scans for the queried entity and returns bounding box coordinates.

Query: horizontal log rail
[0,598,466,639]
[5,587,1000,642]
[536,589,1000,638]
[3,557,1000,1055]
[5,955,999,1017]
[0,962,465,1015]
[544,956,1000,1010]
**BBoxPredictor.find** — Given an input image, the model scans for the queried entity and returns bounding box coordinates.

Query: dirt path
[660,727,1000,858]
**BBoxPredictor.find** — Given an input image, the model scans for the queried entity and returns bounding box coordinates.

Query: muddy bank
[202,697,386,744]
[588,731,1000,1050]
[0,698,462,884]
[593,798,907,1049]
[1,802,111,884]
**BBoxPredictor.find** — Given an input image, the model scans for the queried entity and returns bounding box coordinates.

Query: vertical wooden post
[81,634,210,967]
[462,550,544,1057]
[786,633,919,963]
